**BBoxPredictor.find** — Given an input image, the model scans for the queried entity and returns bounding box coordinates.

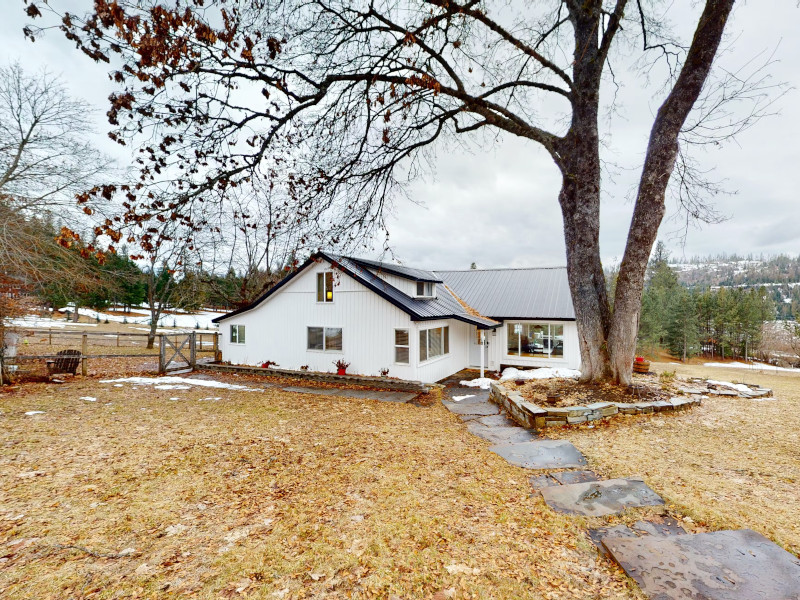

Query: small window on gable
[230,324,246,344]
[317,271,334,302]
[415,281,435,297]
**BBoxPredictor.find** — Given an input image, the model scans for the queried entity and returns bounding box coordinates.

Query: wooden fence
[1,329,220,381]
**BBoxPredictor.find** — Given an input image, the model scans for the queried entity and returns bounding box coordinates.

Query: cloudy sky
[3,1,799,271]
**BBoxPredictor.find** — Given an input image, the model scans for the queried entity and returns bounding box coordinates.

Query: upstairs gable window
[317,271,334,302]
[415,281,435,298]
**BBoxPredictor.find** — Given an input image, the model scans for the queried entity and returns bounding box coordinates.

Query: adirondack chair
[46,349,82,376]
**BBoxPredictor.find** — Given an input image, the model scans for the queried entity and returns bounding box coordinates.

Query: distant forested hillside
[669,254,800,320]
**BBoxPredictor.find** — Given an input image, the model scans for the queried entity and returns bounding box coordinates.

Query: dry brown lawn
[0,377,642,600]
[553,361,800,556]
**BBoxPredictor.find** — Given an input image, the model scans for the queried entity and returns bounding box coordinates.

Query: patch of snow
[154,384,191,390]
[459,378,494,389]
[706,379,752,394]
[24,411,45,416]
[451,394,475,402]
[79,396,97,402]
[100,376,259,391]
[704,361,800,373]
[58,306,223,330]
[499,367,581,381]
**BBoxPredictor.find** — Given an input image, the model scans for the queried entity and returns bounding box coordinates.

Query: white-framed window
[415,281,435,298]
[317,271,334,303]
[230,324,246,344]
[307,326,343,351]
[506,322,564,358]
[419,325,449,362]
[394,329,410,364]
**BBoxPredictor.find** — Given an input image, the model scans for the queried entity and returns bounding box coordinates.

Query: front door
[469,328,488,368]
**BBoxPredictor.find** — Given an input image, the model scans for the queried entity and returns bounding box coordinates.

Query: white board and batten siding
[218,261,469,382]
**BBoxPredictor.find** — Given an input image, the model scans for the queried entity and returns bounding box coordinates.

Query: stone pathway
[281,385,417,403]
[440,372,800,600]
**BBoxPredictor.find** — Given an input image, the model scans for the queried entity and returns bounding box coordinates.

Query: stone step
[539,478,664,517]
[466,422,536,445]
[587,515,687,557]
[602,529,800,600]
[489,440,587,469]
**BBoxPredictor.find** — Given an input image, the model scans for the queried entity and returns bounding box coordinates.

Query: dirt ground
[551,361,800,557]
[0,376,643,600]
[501,375,671,407]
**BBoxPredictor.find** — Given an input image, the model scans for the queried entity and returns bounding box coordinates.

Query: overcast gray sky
[3,1,799,270]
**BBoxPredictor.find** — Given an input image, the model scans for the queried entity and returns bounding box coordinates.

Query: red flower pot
[337,368,346,375]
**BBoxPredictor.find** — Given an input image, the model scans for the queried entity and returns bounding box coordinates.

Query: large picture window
[230,324,246,344]
[307,327,343,351]
[394,329,410,364]
[419,325,449,362]
[316,271,334,302]
[507,322,564,358]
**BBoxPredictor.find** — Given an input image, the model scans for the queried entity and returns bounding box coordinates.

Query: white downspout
[480,330,485,378]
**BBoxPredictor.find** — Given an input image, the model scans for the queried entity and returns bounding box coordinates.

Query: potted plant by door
[334,359,350,376]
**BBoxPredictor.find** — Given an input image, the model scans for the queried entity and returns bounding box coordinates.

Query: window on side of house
[395,329,410,364]
[419,325,450,362]
[230,324,246,344]
[316,271,334,303]
[307,326,343,351]
[415,281,435,297]
[506,322,564,358]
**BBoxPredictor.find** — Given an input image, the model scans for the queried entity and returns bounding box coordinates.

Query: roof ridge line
[434,266,567,272]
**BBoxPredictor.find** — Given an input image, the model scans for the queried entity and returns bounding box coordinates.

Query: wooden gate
[159,332,196,374]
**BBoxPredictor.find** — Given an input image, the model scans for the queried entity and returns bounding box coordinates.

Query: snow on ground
[451,394,475,402]
[57,307,224,330]
[25,411,45,416]
[460,378,495,389]
[706,379,752,394]
[79,396,97,402]
[499,367,582,381]
[704,361,800,374]
[100,376,260,391]
[6,315,97,328]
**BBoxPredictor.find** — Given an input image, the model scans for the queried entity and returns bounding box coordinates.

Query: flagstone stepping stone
[466,422,535,444]
[588,516,687,556]
[602,529,800,600]
[478,414,518,427]
[529,474,559,491]
[551,470,601,485]
[444,402,500,416]
[489,440,587,469]
[540,478,664,517]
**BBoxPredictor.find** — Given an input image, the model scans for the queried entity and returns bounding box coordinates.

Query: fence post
[117,333,120,348]
[189,331,197,369]
[49,329,52,346]
[81,333,88,376]
[158,335,166,374]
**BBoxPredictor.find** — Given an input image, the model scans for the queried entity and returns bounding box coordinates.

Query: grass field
[553,361,800,556]
[0,376,643,600]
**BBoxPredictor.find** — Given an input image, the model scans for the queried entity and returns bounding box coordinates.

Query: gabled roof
[212,252,499,329]
[345,256,442,283]
[435,267,575,320]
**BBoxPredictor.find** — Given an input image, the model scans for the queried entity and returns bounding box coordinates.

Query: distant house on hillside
[212,253,578,382]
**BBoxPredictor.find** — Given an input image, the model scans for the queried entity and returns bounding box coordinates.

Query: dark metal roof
[212,253,499,329]
[344,256,442,283]
[435,267,575,321]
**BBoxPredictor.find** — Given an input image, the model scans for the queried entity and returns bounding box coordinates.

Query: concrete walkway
[441,372,800,600]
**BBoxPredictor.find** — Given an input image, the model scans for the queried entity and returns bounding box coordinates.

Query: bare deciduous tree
[0,62,111,210]
[25,0,780,383]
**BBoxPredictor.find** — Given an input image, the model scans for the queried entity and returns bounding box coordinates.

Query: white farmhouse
[212,253,579,382]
